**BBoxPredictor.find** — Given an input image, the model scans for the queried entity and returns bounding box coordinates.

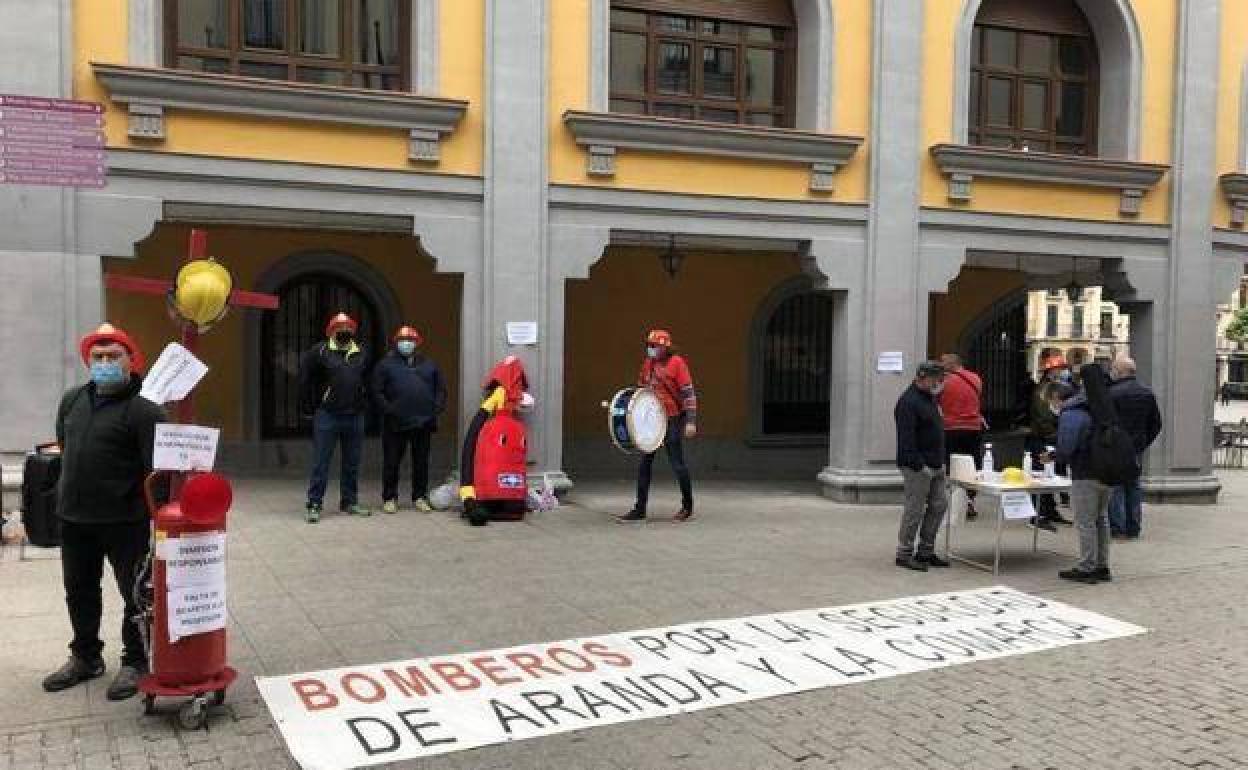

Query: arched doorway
[758,289,833,436]
[959,292,1028,429]
[260,273,384,438]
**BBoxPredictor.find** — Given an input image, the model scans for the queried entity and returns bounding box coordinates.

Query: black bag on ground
[21,444,63,547]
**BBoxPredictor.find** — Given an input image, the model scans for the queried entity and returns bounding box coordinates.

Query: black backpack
[1086,412,1141,486]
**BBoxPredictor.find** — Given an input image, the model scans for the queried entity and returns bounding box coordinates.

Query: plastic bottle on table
[982,443,995,480]
[1044,445,1057,478]
[1021,451,1033,479]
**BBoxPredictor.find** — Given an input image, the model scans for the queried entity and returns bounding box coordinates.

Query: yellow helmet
[172,259,233,328]
[1002,467,1026,485]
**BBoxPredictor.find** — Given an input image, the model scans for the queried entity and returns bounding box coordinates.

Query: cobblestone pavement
[3,469,1248,770]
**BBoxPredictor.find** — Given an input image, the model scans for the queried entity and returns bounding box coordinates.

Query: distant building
[1216,275,1248,387]
[1025,288,1131,378]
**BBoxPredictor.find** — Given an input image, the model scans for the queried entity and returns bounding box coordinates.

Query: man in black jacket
[43,324,166,700]
[894,361,950,571]
[1107,355,1162,539]
[299,312,371,522]
[372,325,447,513]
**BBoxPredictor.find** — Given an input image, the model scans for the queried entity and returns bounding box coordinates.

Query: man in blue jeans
[1107,355,1162,539]
[299,312,371,522]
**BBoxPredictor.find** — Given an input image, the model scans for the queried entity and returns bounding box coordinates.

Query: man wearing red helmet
[298,312,371,522]
[619,329,697,522]
[43,324,166,700]
[371,325,447,513]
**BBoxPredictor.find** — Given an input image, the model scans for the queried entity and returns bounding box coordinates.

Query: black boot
[465,499,489,527]
[42,656,105,692]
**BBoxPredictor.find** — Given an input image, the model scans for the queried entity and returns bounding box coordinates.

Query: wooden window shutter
[975,0,1091,36]
[614,1,794,27]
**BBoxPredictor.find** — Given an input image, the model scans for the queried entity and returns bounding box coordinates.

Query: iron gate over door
[962,296,1027,430]
[261,273,383,438]
[762,291,832,434]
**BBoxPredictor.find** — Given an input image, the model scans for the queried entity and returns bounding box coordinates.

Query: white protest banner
[1000,490,1038,520]
[153,423,219,471]
[168,582,227,642]
[256,586,1146,770]
[157,531,226,589]
[140,342,208,405]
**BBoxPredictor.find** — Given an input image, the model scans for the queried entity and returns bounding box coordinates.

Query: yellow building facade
[2,0,1243,502]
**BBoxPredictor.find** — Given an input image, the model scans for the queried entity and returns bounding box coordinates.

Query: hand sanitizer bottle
[982,443,995,479]
[1022,451,1033,479]
[1044,445,1057,478]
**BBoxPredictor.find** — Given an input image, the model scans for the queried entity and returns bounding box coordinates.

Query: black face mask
[334,332,354,346]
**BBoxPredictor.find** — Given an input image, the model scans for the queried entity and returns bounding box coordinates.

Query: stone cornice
[562,110,863,192]
[929,143,1169,216]
[92,63,468,163]
[1220,173,1248,227]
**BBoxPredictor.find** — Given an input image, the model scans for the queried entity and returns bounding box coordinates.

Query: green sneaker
[345,503,371,517]
[382,500,398,515]
[413,498,433,513]
[305,503,322,523]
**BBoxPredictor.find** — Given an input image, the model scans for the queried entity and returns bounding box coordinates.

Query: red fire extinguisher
[136,471,238,729]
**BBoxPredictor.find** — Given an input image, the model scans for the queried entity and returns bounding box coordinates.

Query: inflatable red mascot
[459,356,534,526]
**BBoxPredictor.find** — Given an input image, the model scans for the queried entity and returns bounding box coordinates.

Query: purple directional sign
[0,94,106,187]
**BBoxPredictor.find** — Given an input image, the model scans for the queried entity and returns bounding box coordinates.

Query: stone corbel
[930,144,1169,217]
[1220,173,1248,227]
[126,103,164,140]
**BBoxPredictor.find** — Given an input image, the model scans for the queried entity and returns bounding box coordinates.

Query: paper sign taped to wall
[506,321,539,346]
[877,351,905,373]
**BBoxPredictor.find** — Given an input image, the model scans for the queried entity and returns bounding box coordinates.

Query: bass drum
[607,387,668,454]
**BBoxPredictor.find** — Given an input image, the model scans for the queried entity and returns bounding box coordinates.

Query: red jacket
[939,368,985,432]
[638,355,697,422]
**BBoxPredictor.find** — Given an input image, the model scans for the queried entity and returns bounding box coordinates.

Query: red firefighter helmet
[646,329,673,348]
[324,312,358,337]
[393,325,423,345]
[79,322,146,373]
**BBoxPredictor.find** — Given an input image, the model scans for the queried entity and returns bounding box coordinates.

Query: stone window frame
[590,0,834,133]
[129,0,439,93]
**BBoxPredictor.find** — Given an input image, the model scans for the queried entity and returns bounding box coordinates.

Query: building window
[1071,305,1084,338]
[1100,310,1114,339]
[609,2,795,127]
[166,0,409,90]
[761,291,831,434]
[1045,304,1059,337]
[969,0,1097,154]
[260,273,382,438]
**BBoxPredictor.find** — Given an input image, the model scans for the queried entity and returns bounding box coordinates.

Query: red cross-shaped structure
[103,229,279,425]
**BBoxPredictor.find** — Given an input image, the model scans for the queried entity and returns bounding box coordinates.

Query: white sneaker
[413,498,433,513]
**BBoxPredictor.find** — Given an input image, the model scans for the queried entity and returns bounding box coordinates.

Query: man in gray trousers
[894,361,951,571]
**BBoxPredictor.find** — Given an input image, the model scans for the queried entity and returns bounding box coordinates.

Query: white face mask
[1050,403,1062,416]
[646,346,660,359]
[396,340,416,356]
[518,392,536,412]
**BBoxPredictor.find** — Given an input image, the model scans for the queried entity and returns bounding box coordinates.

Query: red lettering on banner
[505,651,563,679]
[430,662,482,692]
[547,647,596,673]
[582,641,633,668]
[470,655,524,687]
[382,666,442,697]
[341,673,387,704]
[292,678,339,711]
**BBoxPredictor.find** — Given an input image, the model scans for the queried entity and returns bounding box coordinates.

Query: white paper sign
[505,321,538,346]
[257,586,1146,770]
[140,342,209,404]
[1000,490,1037,520]
[168,582,227,642]
[158,531,227,643]
[876,351,905,373]
[158,532,226,589]
[153,423,219,471]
